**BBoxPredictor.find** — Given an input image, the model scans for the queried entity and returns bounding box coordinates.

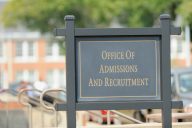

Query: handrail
[107,110,143,125]
[18,89,33,128]
[18,88,64,128]
[87,110,118,118]
[0,88,66,103]
[0,98,9,128]
[31,88,66,103]
[40,88,66,127]
[1,88,64,127]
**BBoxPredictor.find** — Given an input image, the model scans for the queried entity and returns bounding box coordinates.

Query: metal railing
[18,89,54,128]
[18,89,33,128]
[0,88,17,128]
[39,88,143,126]
[0,88,65,128]
[0,88,49,128]
[0,98,9,128]
[40,88,66,127]
[107,110,143,125]
[1,88,144,127]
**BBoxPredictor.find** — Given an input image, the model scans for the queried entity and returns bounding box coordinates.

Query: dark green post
[160,14,172,128]
[65,15,76,128]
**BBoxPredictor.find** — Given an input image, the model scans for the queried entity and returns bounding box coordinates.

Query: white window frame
[14,41,38,63]
[45,42,65,62]
[171,38,186,59]
[15,70,38,83]
[46,69,66,88]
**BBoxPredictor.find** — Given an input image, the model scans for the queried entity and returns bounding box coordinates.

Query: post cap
[64,15,75,20]
[159,14,170,20]
[53,28,56,37]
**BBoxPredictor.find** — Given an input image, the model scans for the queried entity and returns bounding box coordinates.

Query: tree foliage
[177,0,192,26]
[1,0,184,34]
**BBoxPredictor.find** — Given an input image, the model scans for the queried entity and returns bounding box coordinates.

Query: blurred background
[0,0,192,127]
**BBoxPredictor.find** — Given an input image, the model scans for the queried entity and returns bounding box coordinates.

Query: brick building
[0,1,66,89]
[0,34,66,89]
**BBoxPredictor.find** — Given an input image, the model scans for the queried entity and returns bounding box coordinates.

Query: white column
[0,24,7,88]
[185,24,191,67]
[8,38,13,83]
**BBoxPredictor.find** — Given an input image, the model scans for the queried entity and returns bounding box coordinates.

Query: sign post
[160,14,172,128]
[53,14,183,128]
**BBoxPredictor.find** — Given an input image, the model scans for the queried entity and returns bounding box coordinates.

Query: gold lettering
[108,52,111,59]
[111,52,114,59]
[102,51,107,60]
[126,65,129,72]
[108,66,114,73]
[121,79,125,86]
[105,66,108,73]
[99,64,104,73]
[120,65,123,72]
[135,65,137,72]
[105,77,109,86]
[126,50,131,59]
[132,79,136,86]
[117,65,120,72]
[132,52,135,59]
[128,79,131,86]
[94,79,97,86]
[130,65,134,72]
[117,79,120,86]
[141,78,144,85]
[117,52,121,59]
[137,78,140,85]
[145,78,149,85]
[123,65,126,72]
[121,52,124,59]
[89,78,93,86]
[99,79,102,86]
[110,79,113,86]
[114,52,117,59]
[113,79,117,86]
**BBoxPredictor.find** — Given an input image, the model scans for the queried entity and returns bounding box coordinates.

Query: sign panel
[76,37,160,102]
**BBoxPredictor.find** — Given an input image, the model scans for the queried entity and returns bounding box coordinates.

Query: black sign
[76,37,160,102]
[54,15,183,128]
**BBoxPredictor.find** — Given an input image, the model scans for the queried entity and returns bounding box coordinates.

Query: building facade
[0,34,66,89]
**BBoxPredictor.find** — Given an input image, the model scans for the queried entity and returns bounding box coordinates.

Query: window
[46,42,53,56]
[46,42,63,56]
[46,70,53,87]
[171,75,176,96]
[16,71,23,82]
[179,72,192,93]
[15,43,23,57]
[14,41,38,63]
[59,70,66,87]
[177,40,182,53]
[15,70,36,83]
[45,42,65,62]
[0,43,3,57]
[29,71,35,83]
[28,43,34,56]
[46,70,66,88]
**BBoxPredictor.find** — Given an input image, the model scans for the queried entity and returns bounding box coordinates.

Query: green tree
[1,0,182,34]
[118,0,181,27]
[1,0,121,33]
